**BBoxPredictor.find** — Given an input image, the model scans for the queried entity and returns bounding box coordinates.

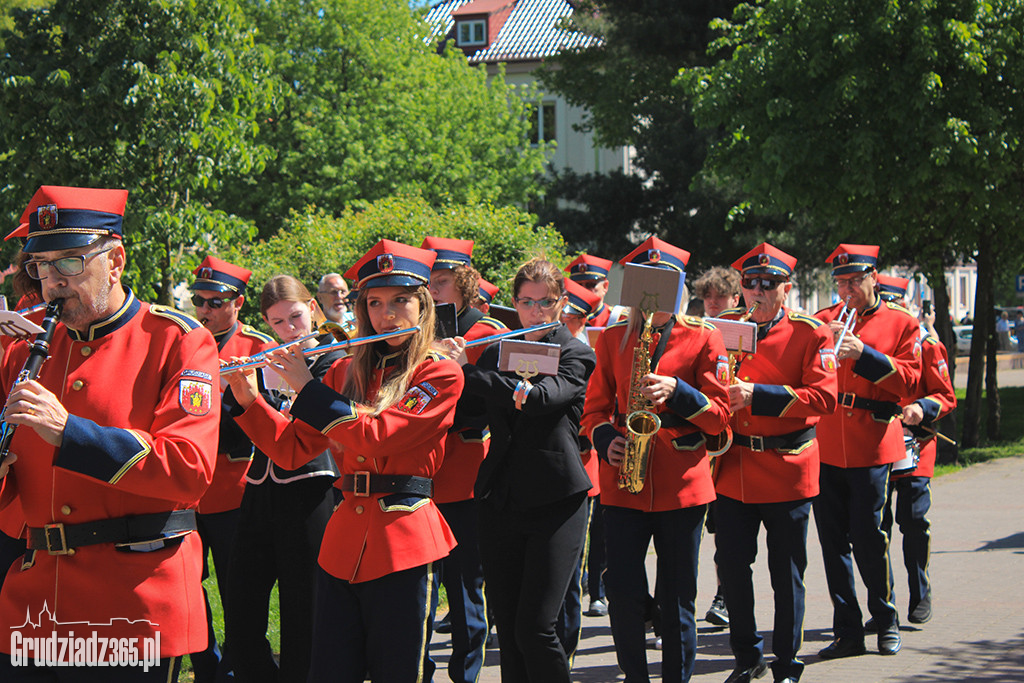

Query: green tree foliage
[225,194,568,327]
[0,0,49,52]
[226,0,547,237]
[0,0,275,303]
[680,0,1024,447]
[534,0,787,269]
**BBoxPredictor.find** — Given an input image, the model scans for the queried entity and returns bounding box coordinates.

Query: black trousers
[225,476,337,683]
[813,463,897,638]
[715,495,811,682]
[479,492,588,683]
[193,507,240,683]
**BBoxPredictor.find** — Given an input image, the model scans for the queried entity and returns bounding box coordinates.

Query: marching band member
[422,236,506,683]
[457,257,595,682]
[583,236,730,683]
[227,240,461,681]
[813,245,922,659]
[473,277,499,314]
[714,244,838,683]
[222,274,345,683]
[189,255,275,682]
[565,253,623,327]
[0,186,220,680]
[874,275,956,628]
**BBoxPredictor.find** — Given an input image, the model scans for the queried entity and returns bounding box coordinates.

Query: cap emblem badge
[648,249,661,263]
[377,254,395,274]
[37,205,58,230]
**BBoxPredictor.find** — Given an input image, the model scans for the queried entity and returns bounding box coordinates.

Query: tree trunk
[962,234,993,448]
[927,265,958,464]
[985,286,1001,441]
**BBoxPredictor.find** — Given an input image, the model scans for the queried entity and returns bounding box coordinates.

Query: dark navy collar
[66,287,140,342]
[756,307,786,340]
[861,295,882,317]
[213,321,239,350]
[375,343,404,369]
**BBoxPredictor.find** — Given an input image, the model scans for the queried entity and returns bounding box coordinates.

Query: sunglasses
[515,297,561,309]
[191,294,234,309]
[741,277,783,291]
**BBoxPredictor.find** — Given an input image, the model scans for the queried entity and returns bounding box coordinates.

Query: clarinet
[0,298,64,466]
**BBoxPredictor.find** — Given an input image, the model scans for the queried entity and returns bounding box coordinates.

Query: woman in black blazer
[457,257,596,682]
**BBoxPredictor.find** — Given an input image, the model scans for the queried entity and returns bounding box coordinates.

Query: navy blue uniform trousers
[882,475,932,616]
[604,504,706,683]
[715,495,811,682]
[813,463,897,638]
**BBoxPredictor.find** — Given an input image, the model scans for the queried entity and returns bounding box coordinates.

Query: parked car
[952,325,972,356]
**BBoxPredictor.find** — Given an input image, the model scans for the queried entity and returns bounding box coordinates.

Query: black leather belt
[733,427,816,453]
[27,509,197,556]
[838,393,901,418]
[340,472,433,498]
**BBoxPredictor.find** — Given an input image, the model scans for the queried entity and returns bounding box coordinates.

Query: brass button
[742,376,750,381]
[355,505,364,514]
[60,505,72,516]
[846,411,854,417]
[80,347,92,357]
[742,421,750,427]
[71,380,84,391]
[356,456,365,463]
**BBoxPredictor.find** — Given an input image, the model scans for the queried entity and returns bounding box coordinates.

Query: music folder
[498,339,561,377]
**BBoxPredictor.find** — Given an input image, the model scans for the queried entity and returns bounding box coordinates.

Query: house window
[530,101,556,144]
[960,275,968,306]
[457,19,487,47]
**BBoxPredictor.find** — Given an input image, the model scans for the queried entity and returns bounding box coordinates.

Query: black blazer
[463,324,595,511]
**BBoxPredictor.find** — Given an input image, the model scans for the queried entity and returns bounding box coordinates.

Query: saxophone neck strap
[650,318,675,372]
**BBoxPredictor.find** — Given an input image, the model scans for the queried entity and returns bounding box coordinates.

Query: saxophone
[618,311,661,494]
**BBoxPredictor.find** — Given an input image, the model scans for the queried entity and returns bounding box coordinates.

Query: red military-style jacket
[433,309,505,504]
[583,316,730,512]
[715,308,839,504]
[898,331,956,479]
[234,348,461,583]
[200,322,275,514]
[814,298,922,468]
[587,303,613,328]
[0,290,219,657]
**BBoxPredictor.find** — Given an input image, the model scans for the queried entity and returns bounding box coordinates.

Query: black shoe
[706,593,729,626]
[908,600,932,624]
[818,637,866,659]
[864,617,877,633]
[878,627,901,655]
[434,613,452,634]
[723,658,768,683]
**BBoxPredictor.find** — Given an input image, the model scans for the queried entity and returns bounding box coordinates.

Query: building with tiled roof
[425,0,633,177]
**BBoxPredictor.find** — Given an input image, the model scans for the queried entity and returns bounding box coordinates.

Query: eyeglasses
[192,294,235,309]
[24,247,115,280]
[741,277,783,291]
[515,297,560,309]
[578,281,600,290]
[832,274,867,289]
[318,288,348,297]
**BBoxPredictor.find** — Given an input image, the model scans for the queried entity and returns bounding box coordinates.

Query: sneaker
[434,613,452,634]
[585,598,608,617]
[705,594,729,626]
[908,599,932,624]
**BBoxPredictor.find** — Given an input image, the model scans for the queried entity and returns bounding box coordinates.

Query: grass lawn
[933,386,1024,476]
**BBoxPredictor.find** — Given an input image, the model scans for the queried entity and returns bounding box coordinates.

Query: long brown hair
[341,285,437,414]
[512,257,564,300]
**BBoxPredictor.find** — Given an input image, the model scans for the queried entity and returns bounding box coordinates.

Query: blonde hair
[341,286,437,414]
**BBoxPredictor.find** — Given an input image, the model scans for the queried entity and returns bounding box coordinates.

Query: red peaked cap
[478,277,499,304]
[619,236,690,275]
[876,274,909,300]
[191,256,252,295]
[346,240,436,289]
[563,278,602,317]
[565,253,613,282]
[826,243,879,275]
[8,185,128,253]
[420,236,473,271]
[731,242,797,278]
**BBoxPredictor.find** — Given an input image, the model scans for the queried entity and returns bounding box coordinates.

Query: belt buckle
[352,471,371,497]
[840,393,855,408]
[43,523,71,556]
[749,435,765,452]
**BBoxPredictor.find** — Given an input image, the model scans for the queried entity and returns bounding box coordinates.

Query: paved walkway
[431,456,1024,682]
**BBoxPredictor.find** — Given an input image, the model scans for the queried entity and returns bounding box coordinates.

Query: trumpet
[834,296,858,354]
[220,326,419,375]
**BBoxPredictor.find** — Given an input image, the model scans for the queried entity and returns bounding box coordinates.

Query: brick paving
[431,456,1024,682]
